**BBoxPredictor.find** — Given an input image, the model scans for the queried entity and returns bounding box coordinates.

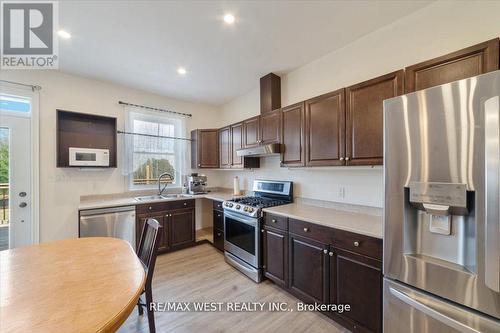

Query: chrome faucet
[158,172,173,196]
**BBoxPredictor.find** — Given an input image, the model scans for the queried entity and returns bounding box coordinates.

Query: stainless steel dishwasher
[79,206,136,251]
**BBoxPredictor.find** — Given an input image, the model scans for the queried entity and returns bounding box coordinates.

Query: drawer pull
[329,252,333,257]
[303,227,309,232]
[217,214,221,217]
[148,206,152,210]
[353,241,360,247]
[272,219,277,223]
[183,202,187,206]
[217,232,221,237]
[323,249,328,254]
[261,229,264,233]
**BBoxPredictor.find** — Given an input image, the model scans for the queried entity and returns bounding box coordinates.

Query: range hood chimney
[237,73,282,158]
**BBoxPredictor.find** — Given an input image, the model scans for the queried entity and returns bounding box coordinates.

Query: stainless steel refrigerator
[384,70,500,332]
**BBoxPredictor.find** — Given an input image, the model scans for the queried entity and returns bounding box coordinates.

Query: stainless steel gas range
[223,180,293,282]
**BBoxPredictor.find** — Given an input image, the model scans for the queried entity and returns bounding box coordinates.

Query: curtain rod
[117,130,192,141]
[118,100,192,118]
[0,79,41,91]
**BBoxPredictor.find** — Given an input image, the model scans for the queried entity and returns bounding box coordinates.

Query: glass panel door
[0,94,32,250]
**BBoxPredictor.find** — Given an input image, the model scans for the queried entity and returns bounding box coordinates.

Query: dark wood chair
[136,218,162,333]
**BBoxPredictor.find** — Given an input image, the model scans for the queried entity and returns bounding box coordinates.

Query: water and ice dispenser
[404,182,475,271]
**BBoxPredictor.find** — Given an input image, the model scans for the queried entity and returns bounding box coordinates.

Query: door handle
[389,287,479,333]
[484,97,500,292]
[19,202,27,208]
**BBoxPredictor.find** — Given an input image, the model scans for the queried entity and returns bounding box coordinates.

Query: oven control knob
[236,205,241,209]
[243,207,248,212]
[248,208,254,213]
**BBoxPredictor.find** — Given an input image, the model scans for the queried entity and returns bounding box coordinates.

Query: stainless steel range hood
[236,143,281,157]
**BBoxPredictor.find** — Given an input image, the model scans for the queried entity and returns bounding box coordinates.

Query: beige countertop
[78,191,238,211]
[263,202,383,239]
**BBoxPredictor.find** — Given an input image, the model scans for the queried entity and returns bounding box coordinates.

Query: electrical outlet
[339,186,346,199]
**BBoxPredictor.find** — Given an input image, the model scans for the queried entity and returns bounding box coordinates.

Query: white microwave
[69,147,110,166]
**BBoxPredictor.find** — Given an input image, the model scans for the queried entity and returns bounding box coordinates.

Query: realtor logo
[1,0,58,69]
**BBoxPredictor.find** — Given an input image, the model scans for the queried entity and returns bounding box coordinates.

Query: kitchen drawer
[213,228,224,251]
[333,228,382,261]
[136,199,195,214]
[213,200,223,211]
[264,213,288,231]
[213,210,224,230]
[289,218,332,244]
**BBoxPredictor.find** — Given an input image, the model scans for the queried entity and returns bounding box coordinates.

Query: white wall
[0,70,222,242]
[217,0,500,207]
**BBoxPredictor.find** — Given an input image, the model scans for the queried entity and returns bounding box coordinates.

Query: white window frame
[125,108,186,191]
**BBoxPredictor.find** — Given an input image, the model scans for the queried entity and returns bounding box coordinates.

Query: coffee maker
[187,174,207,194]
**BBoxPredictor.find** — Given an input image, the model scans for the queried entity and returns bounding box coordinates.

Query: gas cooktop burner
[231,196,289,208]
[223,180,293,218]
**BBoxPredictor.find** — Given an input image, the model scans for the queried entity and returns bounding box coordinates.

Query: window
[0,95,31,114]
[125,110,186,189]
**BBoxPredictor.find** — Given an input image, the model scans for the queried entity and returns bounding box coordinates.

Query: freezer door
[384,279,500,333]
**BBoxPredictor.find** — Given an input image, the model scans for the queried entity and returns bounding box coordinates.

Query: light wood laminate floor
[195,227,213,243]
[118,243,348,333]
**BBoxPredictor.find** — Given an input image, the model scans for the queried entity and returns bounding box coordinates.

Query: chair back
[137,218,162,285]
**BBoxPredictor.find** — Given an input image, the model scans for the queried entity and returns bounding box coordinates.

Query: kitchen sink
[134,194,192,202]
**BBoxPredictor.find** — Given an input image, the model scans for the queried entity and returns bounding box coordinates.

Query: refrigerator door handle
[389,287,480,333]
[484,96,500,293]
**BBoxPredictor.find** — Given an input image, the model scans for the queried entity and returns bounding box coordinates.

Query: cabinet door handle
[345,157,350,161]
[217,214,221,217]
[303,227,309,232]
[340,157,344,161]
[261,229,264,233]
[323,249,328,254]
[148,206,152,210]
[272,219,277,223]
[353,241,360,247]
[217,232,222,236]
[198,164,201,167]
[329,252,333,257]
[183,202,187,206]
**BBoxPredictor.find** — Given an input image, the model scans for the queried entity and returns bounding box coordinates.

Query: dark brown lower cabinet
[136,204,195,254]
[262,213,382,333]
[213,202,224,251]
[170,208,195,249]
[288,233,329,304]
[330,247,382,333]
[137,213,170,252]
[263,227,288,288]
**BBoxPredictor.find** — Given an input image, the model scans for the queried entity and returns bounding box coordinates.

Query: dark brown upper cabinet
[260,73,281,114]
[281,102,305,167]
[346,70,404,166]
[230,122,244,168]
[218,127,231,169]
[260,109,282,145]
[405,38,499,93]
[305,89,345,166]
[243,115,261,148]
[191,129,219,169]
[56,110,117,168]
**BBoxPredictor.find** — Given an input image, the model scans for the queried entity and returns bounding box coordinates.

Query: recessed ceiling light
[223,13,235,25]
[57,30,71,39]
[177,67,187,75]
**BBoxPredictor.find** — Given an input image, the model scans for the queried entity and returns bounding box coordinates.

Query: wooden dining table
[0,237,145,333]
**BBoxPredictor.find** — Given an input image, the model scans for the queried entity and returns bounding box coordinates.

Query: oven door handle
[224,210,258,226]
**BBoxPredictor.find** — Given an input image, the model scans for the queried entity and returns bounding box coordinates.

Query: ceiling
[59,0,433,106]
